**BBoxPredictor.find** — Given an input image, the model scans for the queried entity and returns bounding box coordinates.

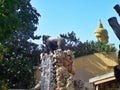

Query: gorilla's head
[42,35,51,44]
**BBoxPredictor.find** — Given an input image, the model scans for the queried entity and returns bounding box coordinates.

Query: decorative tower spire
[94,20,109,44]
[98,19,103,28]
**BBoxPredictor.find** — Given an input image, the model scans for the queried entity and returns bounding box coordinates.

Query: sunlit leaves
[0,0,40,42]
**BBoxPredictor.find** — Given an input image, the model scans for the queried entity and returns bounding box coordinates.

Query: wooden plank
[94,77,115,85]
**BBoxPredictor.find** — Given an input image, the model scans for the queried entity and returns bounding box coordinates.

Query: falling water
[34,49,75,90]
[40,53,55,90]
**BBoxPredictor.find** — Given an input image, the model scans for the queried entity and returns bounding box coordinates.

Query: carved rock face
[95,30,109,44]
[94,21,109,44]
[34,49,87,90]
[54,50,75,90]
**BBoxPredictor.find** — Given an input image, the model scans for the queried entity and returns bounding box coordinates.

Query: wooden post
[95,85,99,90]
[114,4,120,16]
[108,17,120,40]
[108,3,120,87]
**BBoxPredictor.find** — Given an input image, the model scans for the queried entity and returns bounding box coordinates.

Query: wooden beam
[108,17,120,40]
[94,77,115,85]
[114,4,120,16]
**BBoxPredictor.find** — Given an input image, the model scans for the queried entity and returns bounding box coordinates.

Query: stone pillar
[53,49,75,90]
[33,49,75,90]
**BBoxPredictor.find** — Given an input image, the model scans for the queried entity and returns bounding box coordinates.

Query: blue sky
[31,0,120,49]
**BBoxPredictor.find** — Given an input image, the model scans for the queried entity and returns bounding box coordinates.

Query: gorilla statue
[42,35,65,52]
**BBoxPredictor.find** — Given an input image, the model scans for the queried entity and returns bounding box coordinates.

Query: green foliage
[60,31,80,46]
[0,0,41,89]
[60,31,117,58]
[0,0,40,42]
[0,36,40,89]
[74,41,116,58]
[0,80,9,90]
[0,46,35,89]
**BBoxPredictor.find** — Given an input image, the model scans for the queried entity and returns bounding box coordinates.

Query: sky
[31,0,120,50]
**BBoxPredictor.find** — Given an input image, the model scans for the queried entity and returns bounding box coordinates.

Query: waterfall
[33,49,75,90]
[40,53,55,90]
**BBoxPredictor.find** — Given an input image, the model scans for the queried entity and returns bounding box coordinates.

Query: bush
[65,41,117,58]
[0,44,36,89]
[0,80,9,90]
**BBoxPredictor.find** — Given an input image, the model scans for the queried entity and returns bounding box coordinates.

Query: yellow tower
[94,20,109,44]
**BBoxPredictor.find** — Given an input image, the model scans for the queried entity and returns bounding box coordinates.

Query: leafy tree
[60,31,80,46]
[60,31,116,58]
[0,40,41,89]
[0,0,40,42]
[0,0,41,89]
